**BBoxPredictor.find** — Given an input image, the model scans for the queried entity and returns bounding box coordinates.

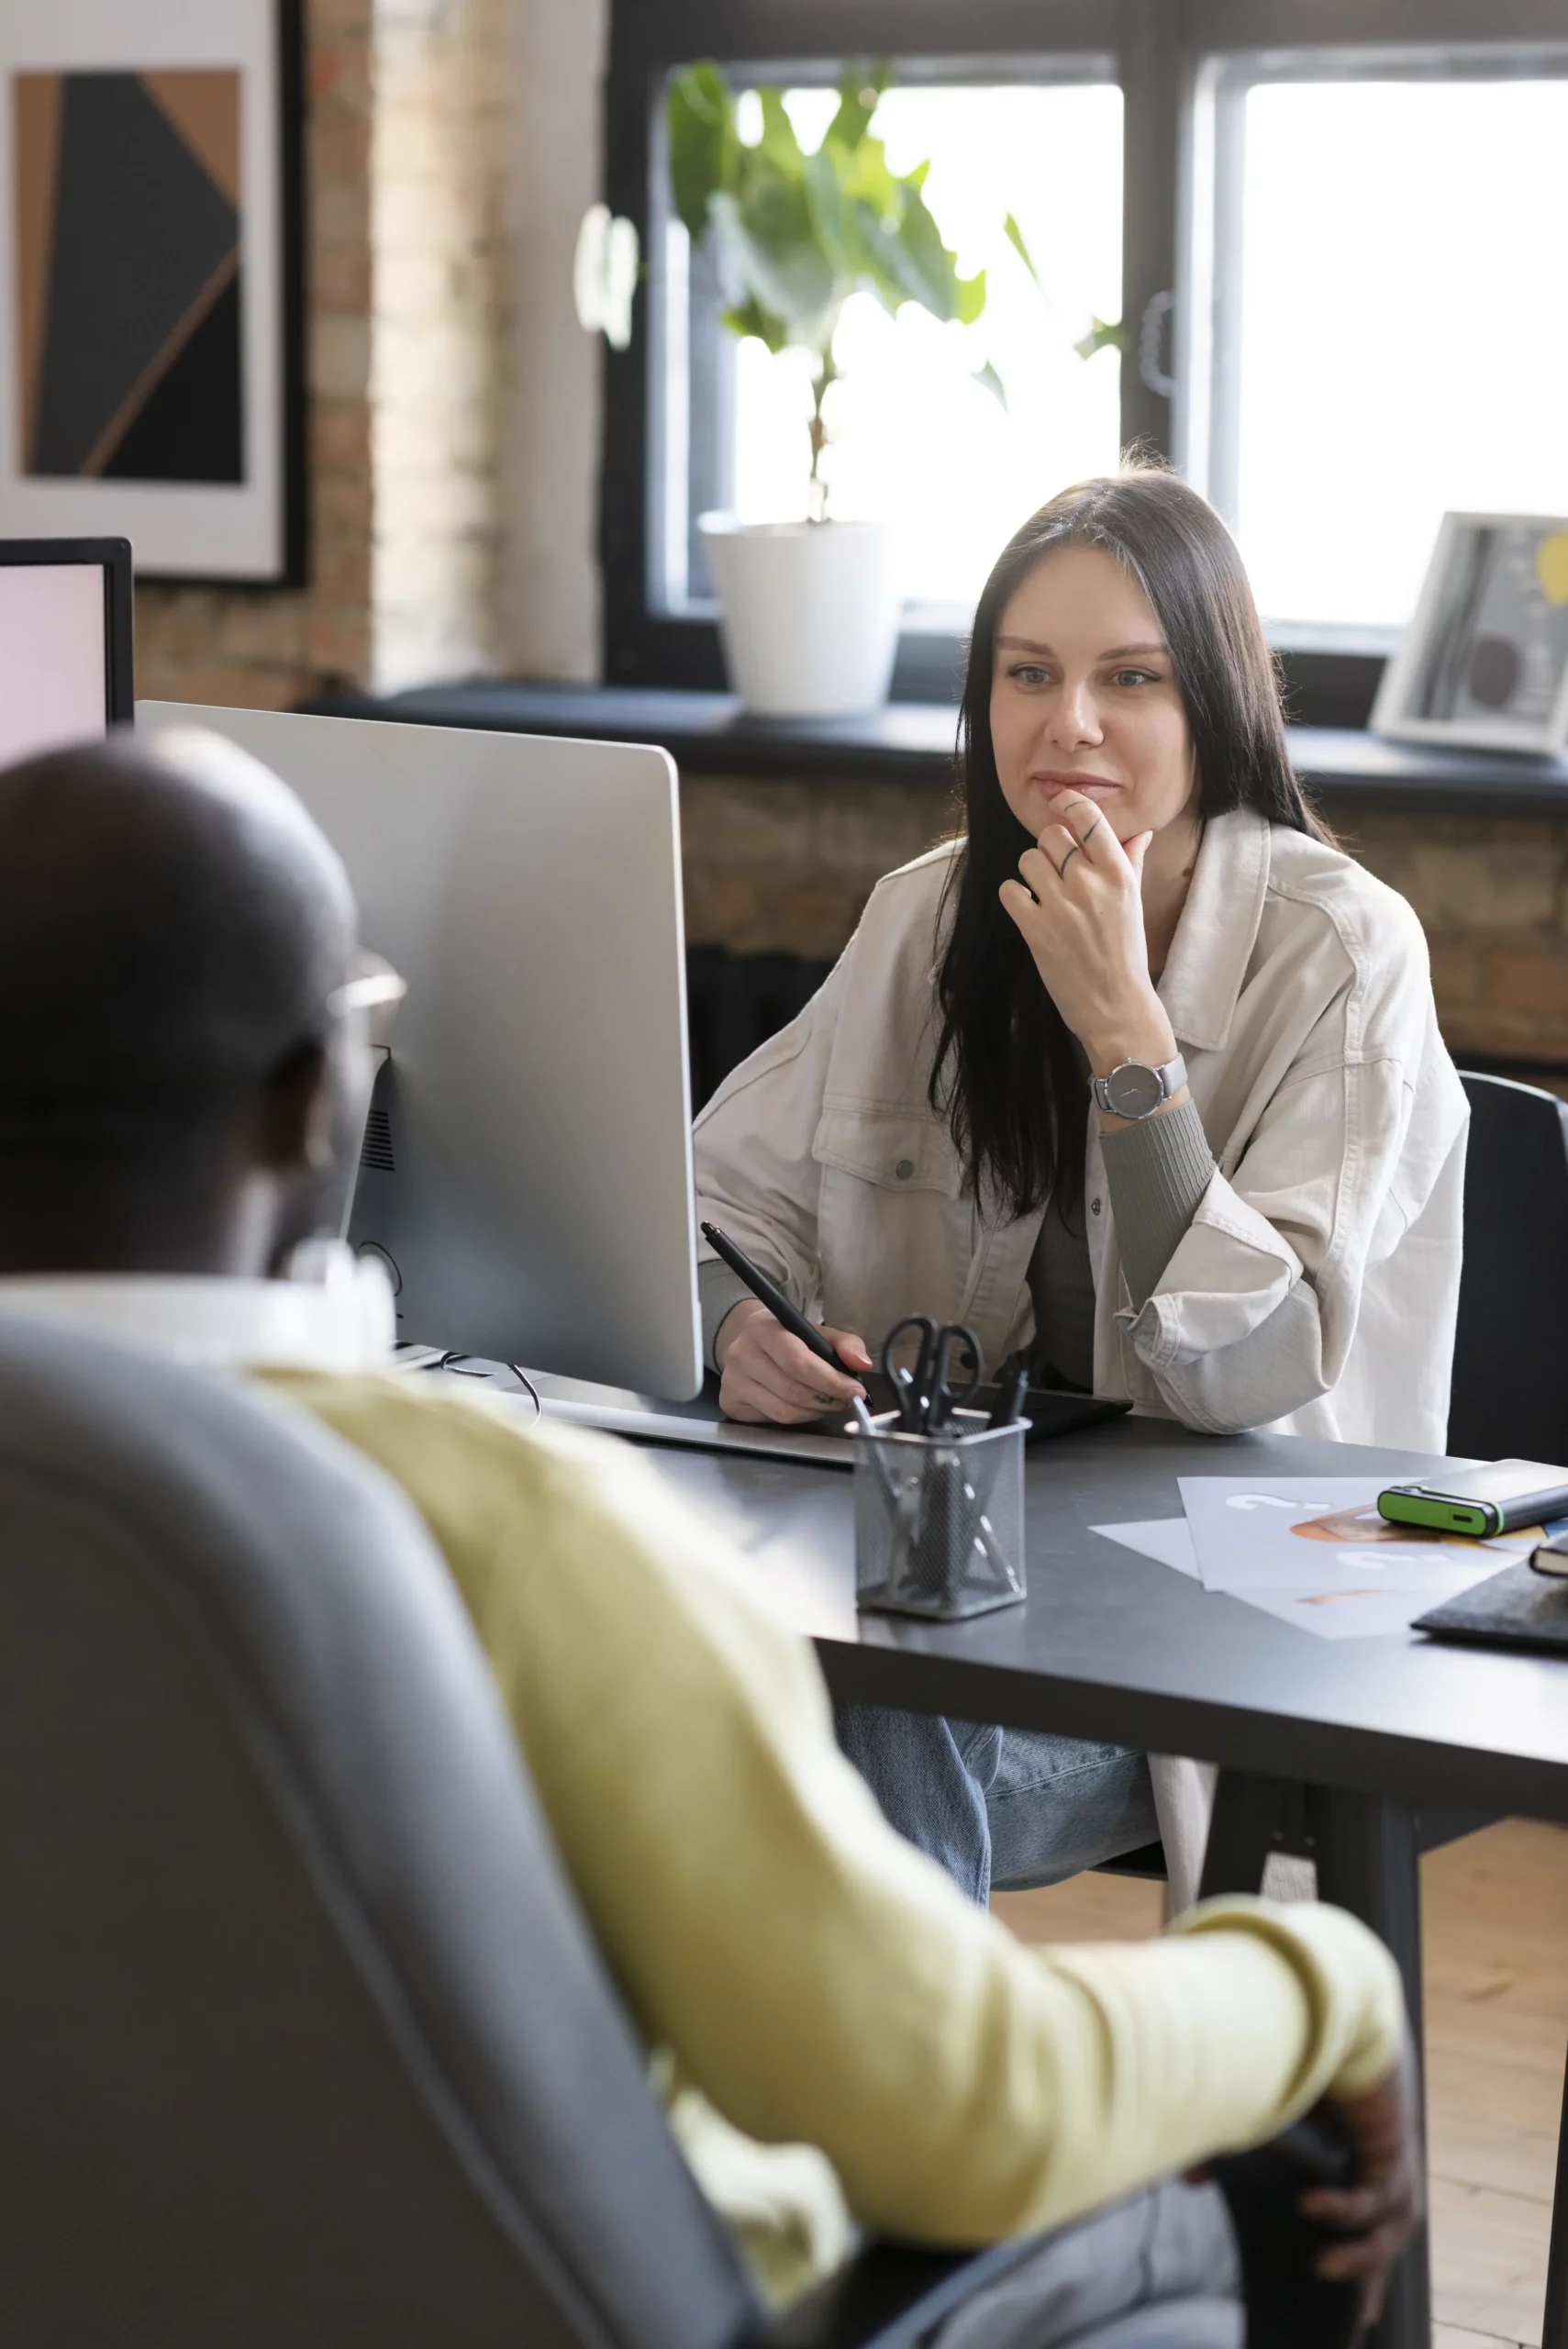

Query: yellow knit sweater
[264,1371,1404,2301]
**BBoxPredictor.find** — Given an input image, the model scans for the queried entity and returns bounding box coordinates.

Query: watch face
[1105,1062,1164,1118]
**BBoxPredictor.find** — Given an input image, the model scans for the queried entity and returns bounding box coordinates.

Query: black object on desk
[880,1313,983,1434]
[986,1364,1030,1431]
[1415,1559,1568,1654]
[700,1220,849,1371]
[848,1371,1128,1445]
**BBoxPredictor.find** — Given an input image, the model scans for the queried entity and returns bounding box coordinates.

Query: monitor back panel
[136,703,701,1398]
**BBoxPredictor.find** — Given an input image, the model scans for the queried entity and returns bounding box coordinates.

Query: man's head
[0,729,372,1277]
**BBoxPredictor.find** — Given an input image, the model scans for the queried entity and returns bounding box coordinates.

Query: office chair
[0,1315,1203,2349]
[1449,1070,1568,1462]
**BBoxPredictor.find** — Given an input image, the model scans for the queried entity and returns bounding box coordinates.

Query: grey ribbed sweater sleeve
[699,1256,757,1372]
[1104,1098,1335,1435]
[1100,1097,1217,1310]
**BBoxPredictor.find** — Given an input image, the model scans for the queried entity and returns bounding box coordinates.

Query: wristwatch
[1091,1053,1187,1119]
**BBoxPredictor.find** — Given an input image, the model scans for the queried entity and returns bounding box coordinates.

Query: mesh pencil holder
[853,1409,1027,1621]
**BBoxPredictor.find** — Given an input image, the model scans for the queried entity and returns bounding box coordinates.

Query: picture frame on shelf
[0,0,305,585]
[1372,510,1568,757]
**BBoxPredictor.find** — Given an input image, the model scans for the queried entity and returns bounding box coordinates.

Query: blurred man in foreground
[0,731,1419,2343]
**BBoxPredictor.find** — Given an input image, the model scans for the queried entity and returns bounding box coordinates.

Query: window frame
[1181,27,1568,652]
[601,0,1176,700]
[601,0,1567,721]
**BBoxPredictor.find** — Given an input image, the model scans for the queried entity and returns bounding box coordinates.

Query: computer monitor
[0,538,133,769]
[135,702,703,1400]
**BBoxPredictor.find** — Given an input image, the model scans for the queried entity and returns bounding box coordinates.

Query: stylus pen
[699,1220,850,1373]
[986,1364,1029,1431]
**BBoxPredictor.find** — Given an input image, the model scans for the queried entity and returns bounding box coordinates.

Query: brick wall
[372,0,510,694]
[1340,812,1568,1068]
[679,775,956,959]
[682,777,1568,1073]
[134,0,511,708]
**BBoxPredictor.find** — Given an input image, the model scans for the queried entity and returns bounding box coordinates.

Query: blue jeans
[834,1702,1159,1907]
[932,2181,1240,2349]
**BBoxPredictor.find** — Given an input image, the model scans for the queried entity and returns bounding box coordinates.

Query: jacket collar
[1156,807,1272,1054]
[0,1241,395,1375]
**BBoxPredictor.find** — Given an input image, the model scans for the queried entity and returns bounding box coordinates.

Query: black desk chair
[1450,1069,1568,1462]
[0,1316,1097,2349]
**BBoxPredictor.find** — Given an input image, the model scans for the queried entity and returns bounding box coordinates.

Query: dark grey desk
[641,1416,1568,2349]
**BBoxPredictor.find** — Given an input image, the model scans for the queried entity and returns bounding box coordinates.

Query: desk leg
[1540,2054,1568,2349]
[1197,1767,1297,1899]
[1199,1773,1430,2349]
[1312,1791,1429,2349]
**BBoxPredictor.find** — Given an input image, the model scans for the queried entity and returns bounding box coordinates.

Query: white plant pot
[698,515,900,719]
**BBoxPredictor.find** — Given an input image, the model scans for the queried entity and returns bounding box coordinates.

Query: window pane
[726,83,1123,618]
[1225,77,1568,629]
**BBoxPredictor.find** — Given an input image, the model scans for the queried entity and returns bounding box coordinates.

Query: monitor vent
[360,1106,396,1173]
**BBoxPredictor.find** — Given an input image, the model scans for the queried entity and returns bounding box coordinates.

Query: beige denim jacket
[695,807,1468,1452]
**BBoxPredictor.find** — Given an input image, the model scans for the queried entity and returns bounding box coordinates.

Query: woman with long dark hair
[694,468,1467,1905]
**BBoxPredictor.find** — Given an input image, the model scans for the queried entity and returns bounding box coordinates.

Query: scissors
[881,1316,984,1435]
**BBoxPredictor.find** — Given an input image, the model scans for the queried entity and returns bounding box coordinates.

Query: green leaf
[875,173,964,319]
[838,131,901,221]
[973,360,1007,408]
[755,87,805,177]
[708,187,838,347]
[1074,315,1128,361]
[721,295,789,354]
[1004,211,1042,289]
[802,144,862,278]
[678,57,989,356]
[824,58,889,152]
[667,62,738,243]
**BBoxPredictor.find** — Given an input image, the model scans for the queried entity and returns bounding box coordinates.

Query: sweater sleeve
[275,1375,1409,2252]
[1100,1098,1217,1310]
[1100,1098,1330,1434]
[699,1257,757,1372]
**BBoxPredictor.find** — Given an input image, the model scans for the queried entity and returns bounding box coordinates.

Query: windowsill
[310,679,1568,819]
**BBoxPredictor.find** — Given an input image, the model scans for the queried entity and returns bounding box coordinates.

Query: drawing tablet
[847,1374,1131,1447]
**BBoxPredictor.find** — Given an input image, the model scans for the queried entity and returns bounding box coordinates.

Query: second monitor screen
[0,562,108,769]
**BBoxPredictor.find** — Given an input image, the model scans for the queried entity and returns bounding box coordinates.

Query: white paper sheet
[1091,1519,1200,1576]
[1233,1586,1463,1641]
[1088,1490,1568,1642]
[1176,1476,1496,1595]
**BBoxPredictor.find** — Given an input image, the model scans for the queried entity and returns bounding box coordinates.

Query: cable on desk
[431,1351,542,1423]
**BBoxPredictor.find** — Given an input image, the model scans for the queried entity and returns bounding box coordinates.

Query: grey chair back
[0,1317,756,2349]
[1451,1071,1568,1461]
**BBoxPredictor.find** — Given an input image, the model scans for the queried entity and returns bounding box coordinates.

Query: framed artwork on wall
[0,0,305,584]
[1372,511,1568,757]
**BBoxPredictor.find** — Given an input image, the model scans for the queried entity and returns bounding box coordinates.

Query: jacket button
[1090,1197,1102,1215]
[895,1158,915,1180]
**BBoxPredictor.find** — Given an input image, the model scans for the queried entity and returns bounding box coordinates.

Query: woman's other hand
[999,792,1180,1079]
[715,1298,872,1425]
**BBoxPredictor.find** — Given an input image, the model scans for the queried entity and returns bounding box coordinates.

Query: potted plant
[664,61,988,719]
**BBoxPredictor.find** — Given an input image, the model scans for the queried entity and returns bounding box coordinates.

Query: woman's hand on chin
[714,1298,872,1425]
[999,792,1179,1076]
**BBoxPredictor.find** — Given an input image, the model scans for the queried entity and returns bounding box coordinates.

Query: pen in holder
[852,1409,1027,1620]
